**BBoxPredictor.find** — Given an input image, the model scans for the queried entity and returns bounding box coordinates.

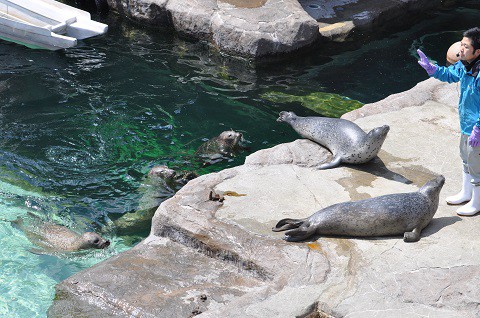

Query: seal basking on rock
[272,175,445,242]
[277,111,390,169]
[13,214,110,253]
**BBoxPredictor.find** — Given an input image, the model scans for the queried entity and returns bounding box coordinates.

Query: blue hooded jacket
[432,58,480,135]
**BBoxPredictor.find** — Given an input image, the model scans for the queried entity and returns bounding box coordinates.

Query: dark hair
[463,27,480,51]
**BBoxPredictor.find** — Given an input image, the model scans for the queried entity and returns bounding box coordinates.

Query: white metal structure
[0,0,108,50]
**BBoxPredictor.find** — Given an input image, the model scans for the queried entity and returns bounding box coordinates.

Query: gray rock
[106,0,460,57]
[245,139,331,167]
[107,0,318,57]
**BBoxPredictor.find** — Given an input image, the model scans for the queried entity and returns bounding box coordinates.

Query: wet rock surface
[49,79,480,317]
[105,0,461,57]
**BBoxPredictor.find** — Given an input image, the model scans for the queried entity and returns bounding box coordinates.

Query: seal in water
[195,130,245,165]
[148,165,198,189]
[272,175,445,242]
[277,111,390,169]
[112,165,198,236]
[13,214,110,252]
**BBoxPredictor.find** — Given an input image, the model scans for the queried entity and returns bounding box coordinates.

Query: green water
[1,2,479,317]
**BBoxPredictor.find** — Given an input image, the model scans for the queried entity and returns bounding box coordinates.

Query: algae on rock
[262,91,363,117]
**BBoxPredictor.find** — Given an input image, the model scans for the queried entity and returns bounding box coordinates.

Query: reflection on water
[0,3,479,316]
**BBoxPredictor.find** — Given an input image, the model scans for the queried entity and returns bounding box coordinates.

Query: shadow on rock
[422,215,462,237]
[344,156,413,185]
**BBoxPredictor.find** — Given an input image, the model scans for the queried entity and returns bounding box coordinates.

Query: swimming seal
[272,175,445,242]
[196,130,245,165]
[112,165,198,236]
[277,111,390,169]
[13,214,110,252]
[148,165,198,189]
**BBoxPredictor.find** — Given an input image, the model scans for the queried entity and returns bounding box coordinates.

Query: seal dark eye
[93,238,99,243]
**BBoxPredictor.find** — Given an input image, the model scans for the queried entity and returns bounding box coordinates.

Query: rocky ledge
[105,0,462,57]
[49,78,480,317]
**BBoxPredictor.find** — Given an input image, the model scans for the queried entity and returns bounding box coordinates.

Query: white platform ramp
[0,0,108,50]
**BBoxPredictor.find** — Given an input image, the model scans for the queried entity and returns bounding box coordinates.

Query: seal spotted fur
[272,175,445,242]
[277,111,390,169]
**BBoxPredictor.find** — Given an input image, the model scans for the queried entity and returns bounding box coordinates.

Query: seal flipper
[403,227,421,242]
[29,248,48,255]
[11,217,23,227]
[283,223,314,242]
[272,218,305,232]
[317,155,342,170]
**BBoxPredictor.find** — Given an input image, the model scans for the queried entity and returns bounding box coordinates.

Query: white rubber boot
[446,172,473,205]
[457,185,480,216]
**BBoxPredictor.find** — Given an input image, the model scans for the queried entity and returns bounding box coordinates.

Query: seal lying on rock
[272,175,445,242]
[277,111,390,169]
[13,214,110,253]
[196,130,246,165]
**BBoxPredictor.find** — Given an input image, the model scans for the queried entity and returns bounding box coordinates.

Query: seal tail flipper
[317,155,342,170]
[272,218,305,232]
[283,224,314,242]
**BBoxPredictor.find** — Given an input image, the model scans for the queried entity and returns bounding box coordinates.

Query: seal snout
[373,125,390,136]
[423,174,445,188]
[95,238,110,249]
[83,232,111,250]
[222,130,243,148]
[430,174,446,188]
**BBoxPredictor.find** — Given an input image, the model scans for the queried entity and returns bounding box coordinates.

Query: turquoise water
[1,2,479,317]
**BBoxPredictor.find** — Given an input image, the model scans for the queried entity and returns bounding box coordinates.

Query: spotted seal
[112,165,198,236]
[13,214,110,252]
[148,165,198,189]
[277,111,390,169]
[195,130,246,165]
[272,175,445,242]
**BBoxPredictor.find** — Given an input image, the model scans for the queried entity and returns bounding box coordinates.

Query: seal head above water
[272,175,445,242]
[112,165,198,236]
[196,130,245,165]
[277,111,390,169]
[148,165,198,189]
